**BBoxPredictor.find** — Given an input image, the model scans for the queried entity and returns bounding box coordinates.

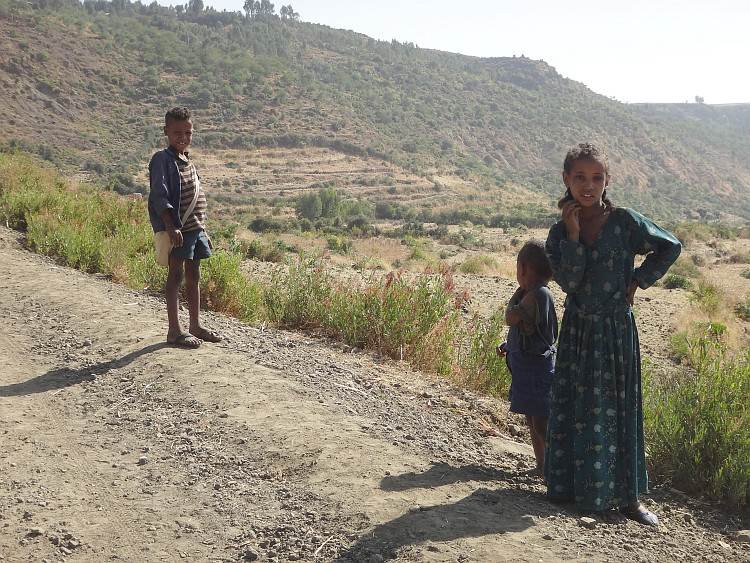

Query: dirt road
[0,226,747,562]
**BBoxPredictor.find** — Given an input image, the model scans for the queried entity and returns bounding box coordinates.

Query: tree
[243,0,259,17]
[244,0,274,18]
[695,95,705,104]
[318,185,341,218]
[295,191,322,220]
[280,4,299,21]
[259,0,274,17]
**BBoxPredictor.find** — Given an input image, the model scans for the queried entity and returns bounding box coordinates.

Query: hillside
[1,0,750,223]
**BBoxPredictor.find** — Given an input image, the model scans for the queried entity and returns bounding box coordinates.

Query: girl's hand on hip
[626,280,639,305]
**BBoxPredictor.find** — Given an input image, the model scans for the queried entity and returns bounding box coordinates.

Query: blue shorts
[170,228,212,261]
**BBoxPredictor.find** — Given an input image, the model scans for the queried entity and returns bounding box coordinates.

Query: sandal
[168,333,202,348]
[192,328,223,343]
[621,506,659,527]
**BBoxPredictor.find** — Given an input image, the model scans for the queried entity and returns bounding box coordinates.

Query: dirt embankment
[0,226,748,563]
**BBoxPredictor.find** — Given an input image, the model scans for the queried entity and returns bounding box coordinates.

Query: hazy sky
[178,0,749,105]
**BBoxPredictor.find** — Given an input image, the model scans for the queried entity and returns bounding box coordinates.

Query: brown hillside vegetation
[2,4,750,223]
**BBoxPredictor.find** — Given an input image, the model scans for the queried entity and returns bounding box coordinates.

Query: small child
[148,107,222,348]
[496,239,558,477]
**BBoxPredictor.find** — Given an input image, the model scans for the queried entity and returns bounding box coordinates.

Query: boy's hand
[167,227,183,247]
[205,232,213,250]
[495,341,507,358]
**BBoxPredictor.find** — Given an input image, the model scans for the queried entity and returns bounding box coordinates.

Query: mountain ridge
[1,0,749,222]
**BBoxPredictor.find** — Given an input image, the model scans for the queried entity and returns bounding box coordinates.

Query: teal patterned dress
[545,207,681,510]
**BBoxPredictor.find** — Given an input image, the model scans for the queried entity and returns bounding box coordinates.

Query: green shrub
[0,153,260,320]
[741,268,750,280]
[245,238,287,263]
[455,254,498,274]
[263,255,466,373]
[455,310,511,396]
[668,321,727,364]
[644,335,750,511]
[201,250,262,322]
[689,281,722,314]
[662,274,694,290]
[668,257,701,279]
[735,298,750,322]
[327,235,352,254]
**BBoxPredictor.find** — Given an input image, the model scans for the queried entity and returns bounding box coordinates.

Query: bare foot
[190,328,223,343]
[167,332,202,348]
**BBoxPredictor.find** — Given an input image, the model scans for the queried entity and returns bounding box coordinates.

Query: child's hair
[518,238,553,281]
[165,106,192,125]
[558,142,615,210]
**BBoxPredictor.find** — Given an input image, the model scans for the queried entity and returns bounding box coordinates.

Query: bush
[644,334,750,512]
[263,255,467,373]
[201,250,262,322]
[245,239,287,263]
[455,310,511,396]
[735,298,750,322]
[728,252,750,264]
[249,216,284,233]
[668,257,701,279]
[662,274,694,290]
[689,281,722,314]
[326,235,352,254]
[455,255,497,274]
[0,152,260,320]
[668,321,727,364]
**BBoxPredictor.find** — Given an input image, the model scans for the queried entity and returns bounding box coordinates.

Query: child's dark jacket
[148,148,195,233]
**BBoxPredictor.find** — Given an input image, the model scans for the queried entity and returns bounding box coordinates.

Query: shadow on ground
[381,461,513,491]
[335,461,551,562]
[0,343,167,397]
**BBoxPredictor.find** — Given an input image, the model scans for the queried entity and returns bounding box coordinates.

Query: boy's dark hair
[518,238,552,281]
[165,106,192,125]
[558,142,615,210]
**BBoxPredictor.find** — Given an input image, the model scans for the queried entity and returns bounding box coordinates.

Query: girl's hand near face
[561,199,581,242]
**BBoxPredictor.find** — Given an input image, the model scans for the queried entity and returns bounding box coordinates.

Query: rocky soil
[1,225,749,563]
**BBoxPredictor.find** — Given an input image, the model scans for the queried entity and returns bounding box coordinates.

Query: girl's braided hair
[558,142,615,210]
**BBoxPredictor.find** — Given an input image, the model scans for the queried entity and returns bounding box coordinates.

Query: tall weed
[201,250,262,322]
[689,281,722,315]
[455,311,511,396]
[644,333,750,511]
[264,255,467,373]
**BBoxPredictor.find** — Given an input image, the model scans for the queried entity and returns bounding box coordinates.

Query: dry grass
[668,239,750,352]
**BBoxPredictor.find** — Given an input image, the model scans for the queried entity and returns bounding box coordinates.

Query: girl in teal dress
[545,143,681,526]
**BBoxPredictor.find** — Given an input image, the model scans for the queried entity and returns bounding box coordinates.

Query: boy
[148,107,222,348]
